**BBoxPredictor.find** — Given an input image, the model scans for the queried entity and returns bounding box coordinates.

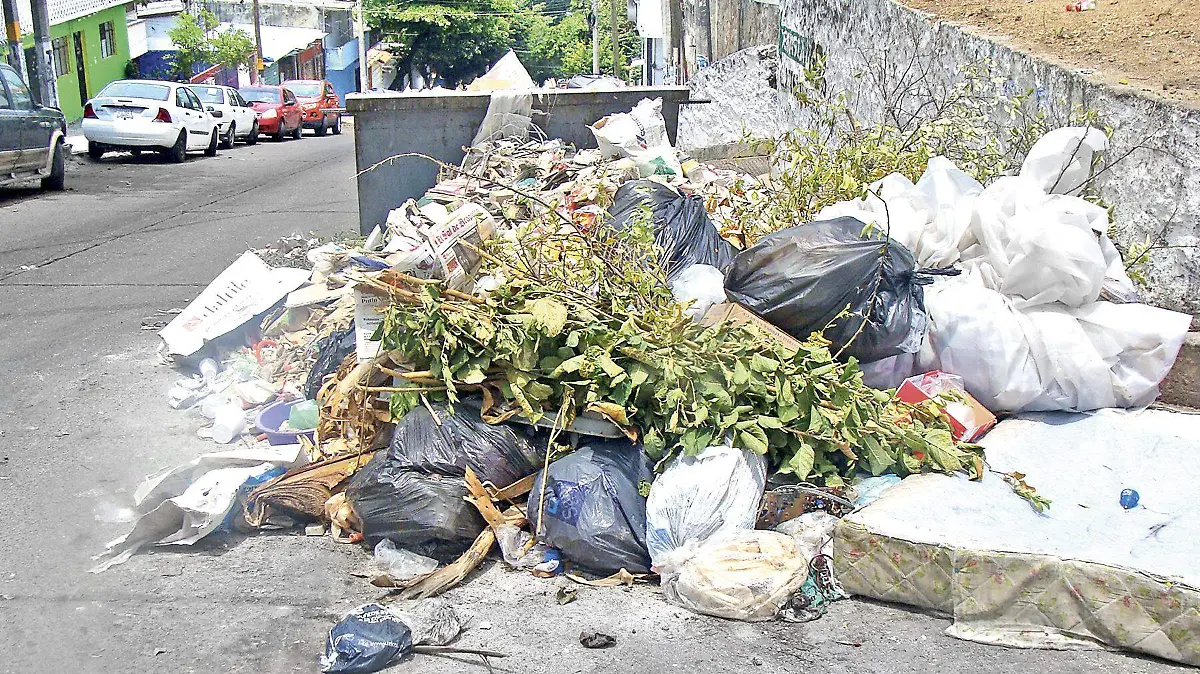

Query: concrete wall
[347,87,691,234]
[678,44,786,152]
[776,0,1200,317]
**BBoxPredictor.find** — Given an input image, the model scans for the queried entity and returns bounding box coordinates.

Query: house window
[52,37,70,77]
[99,21,116,58]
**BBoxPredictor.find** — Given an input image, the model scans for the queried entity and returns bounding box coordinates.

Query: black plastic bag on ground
[346,455,486,561]
[528,440,654,574]
[606,180,736,281]
[305,322,356,400]
[321,603,413,674]
[723,217,928,363]
[388,404,548,488]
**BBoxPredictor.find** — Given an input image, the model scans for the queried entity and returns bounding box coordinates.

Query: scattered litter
[579,631,617,649]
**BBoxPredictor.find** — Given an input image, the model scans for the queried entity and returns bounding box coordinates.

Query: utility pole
[668,0,682,84]
[590,0,599,75]
[251,0,263,83]
[29,0,56,107]
[1,0,26,75]
[356,0,368,91]
[610,0,619,79]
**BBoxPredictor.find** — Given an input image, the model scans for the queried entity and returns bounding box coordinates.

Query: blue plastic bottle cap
[1119,488,1140,510]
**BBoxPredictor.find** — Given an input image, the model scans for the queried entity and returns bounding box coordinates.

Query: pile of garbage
[95,99,1193,672]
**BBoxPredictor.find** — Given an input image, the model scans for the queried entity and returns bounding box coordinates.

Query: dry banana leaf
[244,450,376,526]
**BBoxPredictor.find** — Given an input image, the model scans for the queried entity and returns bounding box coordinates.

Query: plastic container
[256,399,318,445]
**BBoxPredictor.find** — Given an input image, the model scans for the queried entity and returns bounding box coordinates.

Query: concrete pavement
[0,129,1190,674]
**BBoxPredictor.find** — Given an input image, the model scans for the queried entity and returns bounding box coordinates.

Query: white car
[81,79,221,162]
[190,84,259,148]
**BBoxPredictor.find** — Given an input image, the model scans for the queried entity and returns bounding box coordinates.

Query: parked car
[282,79,342,136]
[190,84,259,148]
[239,85,303,142]
[0,63,67,190]
[82,80,220,162]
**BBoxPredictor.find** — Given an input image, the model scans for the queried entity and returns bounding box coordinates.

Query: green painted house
[10,0,131,120]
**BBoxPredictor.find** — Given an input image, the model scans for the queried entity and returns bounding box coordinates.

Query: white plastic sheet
[645,444,766,572]
[1019,126,1109,195]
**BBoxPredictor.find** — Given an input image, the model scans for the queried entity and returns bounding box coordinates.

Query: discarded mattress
[835,409,1200,665]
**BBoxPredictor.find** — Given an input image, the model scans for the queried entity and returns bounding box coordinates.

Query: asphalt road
[0,129,1190,674]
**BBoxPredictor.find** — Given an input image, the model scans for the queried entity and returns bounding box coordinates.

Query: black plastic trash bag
[606,180,736,281]
[346,456,486,561]
[528,440,654,574]
[389,404,547,488]
[305,322,356,400]
[321,603,413,674]
[723,217,928,363]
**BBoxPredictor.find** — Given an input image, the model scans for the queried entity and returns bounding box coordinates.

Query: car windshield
[241,87,281,103]
[285,82,322,97]
[191,86,224,104]
[99,81,170,101]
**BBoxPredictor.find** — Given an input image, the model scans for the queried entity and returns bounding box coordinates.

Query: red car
[282,79,342,136]
[238,85,303,141]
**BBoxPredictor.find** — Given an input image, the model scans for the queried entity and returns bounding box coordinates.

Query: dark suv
[0,63,67,190]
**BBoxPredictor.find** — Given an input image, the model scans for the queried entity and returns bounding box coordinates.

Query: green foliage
[519,0,641,82]
[365,0,640,87]
[372,218,985,487]
[168,10,257,80]
[168,10,216,80]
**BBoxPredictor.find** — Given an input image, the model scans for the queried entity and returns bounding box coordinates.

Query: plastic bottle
[288,399,319,430]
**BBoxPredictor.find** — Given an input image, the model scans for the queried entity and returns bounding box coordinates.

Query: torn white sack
[90,444,306,572]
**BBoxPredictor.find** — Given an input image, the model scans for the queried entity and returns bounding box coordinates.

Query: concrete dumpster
[346,87,692,234]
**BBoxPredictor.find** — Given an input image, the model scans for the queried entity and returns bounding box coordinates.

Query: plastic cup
[212,404,246,444]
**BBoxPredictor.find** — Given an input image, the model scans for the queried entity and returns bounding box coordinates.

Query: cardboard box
[895,371,996,442]
[700,302,802,352]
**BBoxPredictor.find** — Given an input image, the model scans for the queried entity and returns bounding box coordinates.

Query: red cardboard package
[895,371,997,442]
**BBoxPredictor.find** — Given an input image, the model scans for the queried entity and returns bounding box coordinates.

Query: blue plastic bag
[321,603,413,674]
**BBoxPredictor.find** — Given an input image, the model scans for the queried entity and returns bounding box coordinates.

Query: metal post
[610,0,619,79]
[251,0,263,83]
[590,0,599,75]
[29,0,55,107]
[668,0,682,84]
[1,0,27,75]
[356,0,368,91]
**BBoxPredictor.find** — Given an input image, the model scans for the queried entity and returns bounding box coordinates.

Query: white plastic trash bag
[670,264,727,320]
[1072,301,1192,407]
[661,529,808,622]
[918,280,1045,412]
[590,98,672,159]
[645,444,766,571]
[1019,126,1108,195]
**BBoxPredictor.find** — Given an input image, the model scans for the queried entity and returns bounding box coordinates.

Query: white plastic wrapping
[661,529,808,622]
[645,444,766,572]
[1019,126,1109,195]
[669,264,728,320]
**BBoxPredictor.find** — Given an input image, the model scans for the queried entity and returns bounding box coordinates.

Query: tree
[364,0,640,89]
[168,10,258,81]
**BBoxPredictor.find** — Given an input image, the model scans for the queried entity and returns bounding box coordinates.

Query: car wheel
[274,123,286,142]
[291,122,302,140]
[316,117,327,136]
[41,140,66,191]
[221,122,235,149]
[166,131,187,163]
[246,121,259,145]
[332,115,342,135]
[87,143,104,161]
[205,129,219,157]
